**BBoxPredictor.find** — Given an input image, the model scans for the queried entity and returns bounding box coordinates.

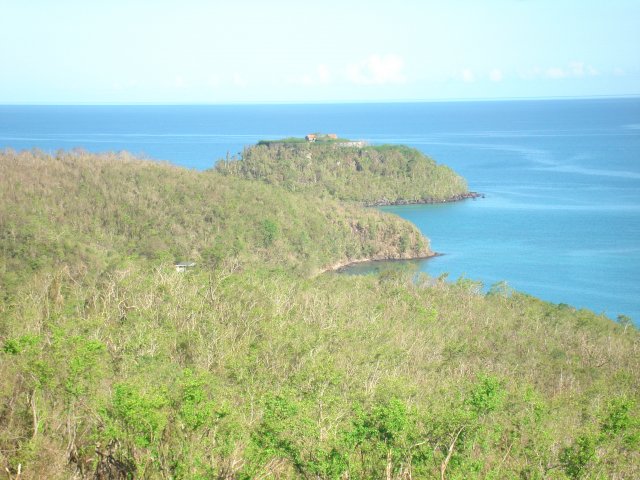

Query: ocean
[1,99,639,322]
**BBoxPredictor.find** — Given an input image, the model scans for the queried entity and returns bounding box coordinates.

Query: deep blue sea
[1,99,639,322]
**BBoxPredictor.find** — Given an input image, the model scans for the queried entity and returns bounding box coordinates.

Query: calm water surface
[1,99,639,321]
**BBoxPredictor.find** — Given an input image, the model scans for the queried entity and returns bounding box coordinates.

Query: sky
[1,0,639,104]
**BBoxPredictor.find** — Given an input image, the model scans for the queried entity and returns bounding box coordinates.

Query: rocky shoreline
[320,252,442,275]
[366,191,484,207]
[319,191,482,274]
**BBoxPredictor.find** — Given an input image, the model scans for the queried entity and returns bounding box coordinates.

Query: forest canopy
[0,148,638,479]
[216,142,472,205]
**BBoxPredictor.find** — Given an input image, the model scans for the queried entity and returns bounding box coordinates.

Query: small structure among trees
[174,261,196,272]
[306,133,339,143]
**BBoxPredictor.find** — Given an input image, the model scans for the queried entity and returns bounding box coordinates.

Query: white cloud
[545,61,599,80]
[613,67,625,76]
[569,61,586,77]
[489,68,503,82]
[286,64,332,86]
[346,54,406,85]
[461,68,475,83]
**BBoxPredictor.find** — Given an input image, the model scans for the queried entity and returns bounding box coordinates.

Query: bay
[1,99,639,321]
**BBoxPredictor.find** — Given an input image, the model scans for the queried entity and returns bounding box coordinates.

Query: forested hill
[216,142,472,204]
[0,149,429,289]
[1,149,639,479]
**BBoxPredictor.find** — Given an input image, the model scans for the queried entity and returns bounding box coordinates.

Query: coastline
[365,191,484,207]
[318,191,481,275]
[321,252,441,275]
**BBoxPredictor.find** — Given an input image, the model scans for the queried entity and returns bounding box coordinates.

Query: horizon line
[1,93,640,107]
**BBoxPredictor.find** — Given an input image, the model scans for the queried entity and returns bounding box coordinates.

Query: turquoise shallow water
[353,198,640,322]
[1,99,639,321]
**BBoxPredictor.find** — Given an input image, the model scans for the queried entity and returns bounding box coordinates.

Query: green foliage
[250,394,303,467]
[601,397,634,436]
[216,142,469,204]
[258,137,308,145]
[261,218,279,246]
[560,434,598,479]
[467,374,505,416]
[2,334,40,355]
[616,314,636,331]
[350,398,409,447]
[108,383,170,449]
[57,335,106,398]
[345,398,419,478]
[0,149,430,283]
[2,339,20,355]
[176,369,217,431]
[0,149,639,478]
[600,396,640,451]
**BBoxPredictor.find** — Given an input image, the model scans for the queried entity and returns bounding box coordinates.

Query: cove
[340,182,640,323]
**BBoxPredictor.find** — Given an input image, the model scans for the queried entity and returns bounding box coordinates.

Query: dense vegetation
[1,149,639,479]
[257,135,350,146]
[216,143,470,205]
[0,149,429,289]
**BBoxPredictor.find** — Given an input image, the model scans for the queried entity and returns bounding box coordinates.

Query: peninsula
[216,138,480,205]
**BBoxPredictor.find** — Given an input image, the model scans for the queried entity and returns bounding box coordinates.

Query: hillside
[216,142,473,205]
[0,149,430,292]
[0,149,639,479]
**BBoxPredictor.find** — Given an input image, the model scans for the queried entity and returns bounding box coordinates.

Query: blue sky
[1,0,639,103]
